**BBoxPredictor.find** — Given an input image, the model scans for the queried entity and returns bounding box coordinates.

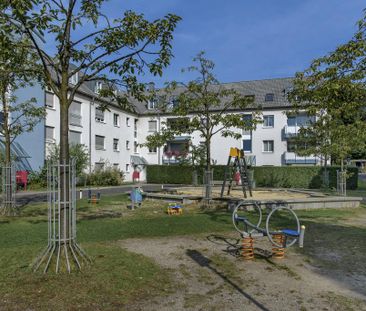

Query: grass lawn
[0,193,365,310]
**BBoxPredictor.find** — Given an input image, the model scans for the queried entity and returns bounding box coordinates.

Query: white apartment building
[13,77,319,182]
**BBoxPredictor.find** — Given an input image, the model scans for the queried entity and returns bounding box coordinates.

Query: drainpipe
[89,97,95,181]
[158,111,161,165]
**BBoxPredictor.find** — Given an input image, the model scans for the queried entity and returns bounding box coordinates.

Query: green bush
[146,165,358,189]
[86,167,125,186]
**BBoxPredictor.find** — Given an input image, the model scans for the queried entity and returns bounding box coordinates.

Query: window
[95,81,103,94]
[148,120,157,132]
[113,138,119,152]
[45,126,55,142]
[69,131,81,145]
[113,114,120,127]
[134,141,138,153]
[126,140,130,150]
[263,115,274,127]
[126,117,130,127]
[126,164,130,172]
[149,147,157,153]
[113,163,119,170]
[45,92,54,108]
[95,106,104,122]
[95,135,105,150]
[168,96,178,110]
[243,139,252,153]
[287,141,296,152]
[265,93,274,102]
[148,99,156,110]
[69,101,82,126]
[287,116,296,127]
[94,162,104,171]
[167,117,189,132]
[263,140,274,152]
[242,114,252,135]
[69,73,78,85]
[134,119,138,138]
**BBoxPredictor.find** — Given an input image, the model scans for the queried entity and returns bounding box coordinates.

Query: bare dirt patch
[119,234,366,311]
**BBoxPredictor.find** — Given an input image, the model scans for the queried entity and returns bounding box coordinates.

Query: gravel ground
[119,234,366,311]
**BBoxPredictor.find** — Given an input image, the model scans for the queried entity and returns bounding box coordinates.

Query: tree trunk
[204,137,212,201]
[59,94,70,242]
[1,89,14,215]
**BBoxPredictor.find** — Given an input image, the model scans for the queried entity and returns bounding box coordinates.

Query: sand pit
[174,186,310,200]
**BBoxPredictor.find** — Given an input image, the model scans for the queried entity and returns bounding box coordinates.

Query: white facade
[22,77,320,182]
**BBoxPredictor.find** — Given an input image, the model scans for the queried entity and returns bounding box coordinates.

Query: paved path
[15,184,180,206]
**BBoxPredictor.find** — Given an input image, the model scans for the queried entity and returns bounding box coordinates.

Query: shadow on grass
[186,249,271,311]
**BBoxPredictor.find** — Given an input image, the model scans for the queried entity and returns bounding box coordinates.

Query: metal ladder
[220,148,252,198]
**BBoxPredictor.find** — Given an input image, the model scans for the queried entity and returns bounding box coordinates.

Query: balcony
[283,152,318,165]
[162,150,188,165]
[245,155,256,167]
[283,125,300,138]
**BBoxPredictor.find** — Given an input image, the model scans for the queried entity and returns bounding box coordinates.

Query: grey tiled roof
[71,75,295,115]
[132,77,295,115]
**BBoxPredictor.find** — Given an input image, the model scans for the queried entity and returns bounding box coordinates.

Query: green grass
[1,193,366,310]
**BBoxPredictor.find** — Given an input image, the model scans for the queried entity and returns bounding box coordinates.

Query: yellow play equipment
[167,203,183,215]
[221,147,253,198]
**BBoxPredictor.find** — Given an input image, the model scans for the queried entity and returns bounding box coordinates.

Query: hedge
[146,165,358,190]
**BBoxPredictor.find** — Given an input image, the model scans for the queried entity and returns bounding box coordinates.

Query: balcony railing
[69,113,82,127]
[245,155,256,166]
[284,152,318,165]
[283,125,299,138]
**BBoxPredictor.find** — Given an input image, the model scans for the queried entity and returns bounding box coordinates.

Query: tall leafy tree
[1,0,180,269]
[3,0,180,164]
[0,29,45,215]
[145,52,260,199]
[289,10,366,177]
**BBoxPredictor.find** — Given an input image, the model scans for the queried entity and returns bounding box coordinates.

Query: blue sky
[106,0,366,85]
[76,1,365,87]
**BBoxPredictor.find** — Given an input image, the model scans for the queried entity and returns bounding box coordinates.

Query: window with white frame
[113,163,119,170]
[69,130,81,145]
[95,81,103,93]
[113,138,119,152]
[95,135,105,150]
[263,115,274,127]
[94,162,104,171]
[134,141,138,153]
[125,163,130,172]
[126,140,130,150]
[45,92,54,108]
[69,73,78,85]
[265,93,274,102]
[263,140,274,152]
[69,101,82,126]
[113,113,120,127]
[45,126,55,142]
[148,99,156,110]
[148,120,157,132]
[95,106,104,122]
[126,117,130,127]
[242,114,252,135]
[149,147,157,153]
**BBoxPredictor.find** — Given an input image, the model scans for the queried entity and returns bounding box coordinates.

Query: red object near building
[132,170,140,182]
[16,170,28,190]
[234,171,241,185]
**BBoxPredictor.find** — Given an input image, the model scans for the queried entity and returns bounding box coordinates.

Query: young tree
[289,10,366,185]
[0,31,45,215]
[2,0,180,270]
[145,52,260,200]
